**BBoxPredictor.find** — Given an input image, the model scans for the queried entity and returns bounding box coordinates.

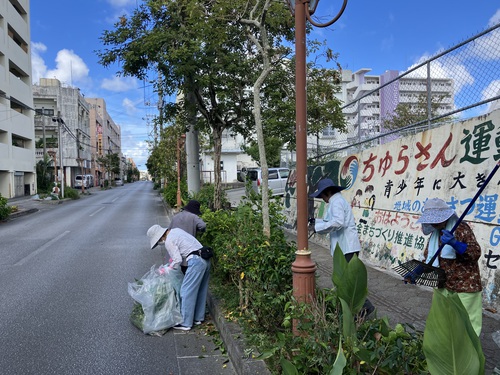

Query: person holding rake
[415,198,483,336]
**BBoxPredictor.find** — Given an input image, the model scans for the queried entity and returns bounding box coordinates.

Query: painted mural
[283,108,500,311]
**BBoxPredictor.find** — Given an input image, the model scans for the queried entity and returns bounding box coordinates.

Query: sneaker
[173,324,191,331]
[194,321,203,325]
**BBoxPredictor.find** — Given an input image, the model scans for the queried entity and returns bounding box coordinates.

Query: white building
[0,0,36,198]
[33,78,92,188]
[319,68,454,148]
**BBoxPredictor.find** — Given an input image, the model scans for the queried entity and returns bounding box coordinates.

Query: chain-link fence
[309,22,500,163]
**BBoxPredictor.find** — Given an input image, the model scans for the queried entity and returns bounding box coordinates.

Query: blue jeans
[180,255,210,327]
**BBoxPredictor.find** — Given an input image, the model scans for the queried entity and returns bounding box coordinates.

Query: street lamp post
[285,0,348,334]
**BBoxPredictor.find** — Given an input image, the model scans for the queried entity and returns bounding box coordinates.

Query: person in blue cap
[309,178,375,318]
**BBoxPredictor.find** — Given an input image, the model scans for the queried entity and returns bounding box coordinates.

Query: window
[35,108,55,116]
[269,170,278,180]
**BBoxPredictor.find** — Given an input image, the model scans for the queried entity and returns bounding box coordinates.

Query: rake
[394,160,500,288]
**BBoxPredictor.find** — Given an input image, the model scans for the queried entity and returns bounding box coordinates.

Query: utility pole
[52,111,66,198]
[42,107,46,157]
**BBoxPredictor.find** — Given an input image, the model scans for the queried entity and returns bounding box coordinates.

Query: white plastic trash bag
[128,265,184,334]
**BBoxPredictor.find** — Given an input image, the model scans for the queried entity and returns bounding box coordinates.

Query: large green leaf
[335,252,368,314]
[423,289,485,375]
[332,245,348,287]
[339,297,356,340]
[329,339,347,375]
[280,358,299,375]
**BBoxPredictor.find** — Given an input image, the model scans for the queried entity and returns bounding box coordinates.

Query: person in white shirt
[309,178,374,317]
[147,225,210,331]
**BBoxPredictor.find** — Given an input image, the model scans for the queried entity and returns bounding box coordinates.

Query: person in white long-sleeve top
[309,178,374,317]
[147,225,210,331]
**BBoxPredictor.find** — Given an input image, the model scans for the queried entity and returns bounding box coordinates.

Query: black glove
[308,217,315,225]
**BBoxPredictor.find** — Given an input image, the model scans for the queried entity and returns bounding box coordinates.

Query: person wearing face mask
[415,198,483,336]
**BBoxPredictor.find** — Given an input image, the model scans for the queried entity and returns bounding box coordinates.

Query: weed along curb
[207,291,271,375]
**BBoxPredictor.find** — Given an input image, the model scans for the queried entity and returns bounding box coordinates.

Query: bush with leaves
[200,196,295,334]
[162,179,188,208]
[191,183,229,211]
[64,187,80,200]
[253,247,428,375]
[0,193,12,220]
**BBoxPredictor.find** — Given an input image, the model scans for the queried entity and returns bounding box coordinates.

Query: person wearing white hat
[309,178,375,317]
[416,198,483,336]
[147,225,210,331]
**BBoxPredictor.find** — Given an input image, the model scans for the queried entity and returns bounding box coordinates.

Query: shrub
[191,183,229,211]
[162,179,187,208]
[0,193,12,220]
[200,196,295,334]
[64,187,80,200]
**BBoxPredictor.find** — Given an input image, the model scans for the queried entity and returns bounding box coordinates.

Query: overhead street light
[285,0,348,334]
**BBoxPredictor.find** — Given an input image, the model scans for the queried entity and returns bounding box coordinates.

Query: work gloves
[403,265,424,284]
[308,217,316,233]
[440,230,468,254]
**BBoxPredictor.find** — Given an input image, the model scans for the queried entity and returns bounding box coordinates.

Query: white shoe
[173,324,191,331]
[194,321,203,325]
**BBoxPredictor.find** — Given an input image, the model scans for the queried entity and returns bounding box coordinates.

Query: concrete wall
[283,109,500,312]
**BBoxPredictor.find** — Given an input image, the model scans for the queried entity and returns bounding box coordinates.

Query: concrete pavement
[7,189,500,374]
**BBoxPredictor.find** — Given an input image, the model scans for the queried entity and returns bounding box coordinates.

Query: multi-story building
[0,0,36,198]
[85,97,122,185]
[33,78,91,188]
[320,68,454,147]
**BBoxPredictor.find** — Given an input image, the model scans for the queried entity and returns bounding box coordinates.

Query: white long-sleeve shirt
[314,192,361,256]
[164,228,203,269]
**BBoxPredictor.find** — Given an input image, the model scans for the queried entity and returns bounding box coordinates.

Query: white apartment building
[0,0,36,198]
[318,68,454,148]
[33,78,92,188]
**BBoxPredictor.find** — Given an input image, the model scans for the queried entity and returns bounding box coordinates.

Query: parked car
[74,175,91,189]
[114,178,124,186]
[245,167,289,196]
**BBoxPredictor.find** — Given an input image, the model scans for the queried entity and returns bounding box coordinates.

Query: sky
[29,1,500,170]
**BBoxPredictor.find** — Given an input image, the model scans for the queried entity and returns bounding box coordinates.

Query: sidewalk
[291,231,500,374]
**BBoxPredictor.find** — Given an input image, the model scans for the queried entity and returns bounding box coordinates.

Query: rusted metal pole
[291,0,316,335]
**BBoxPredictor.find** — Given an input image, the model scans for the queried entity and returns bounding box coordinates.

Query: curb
[6,208,39,220]
[207,292,272,375]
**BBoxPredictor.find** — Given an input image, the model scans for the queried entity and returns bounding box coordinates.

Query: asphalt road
[0,182,235,375]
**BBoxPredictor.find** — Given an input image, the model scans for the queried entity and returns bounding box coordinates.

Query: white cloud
[31,42,48,84]
[482,79,500,112]
[106,0,135,7]
[101,76,139,92]
[31,44,90,86]
[405,54,474,95]
[465,9,500,61]
[122,98,137,115]
[488,9,500,27]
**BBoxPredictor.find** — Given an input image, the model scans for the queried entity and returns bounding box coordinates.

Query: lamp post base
[291,249,316,335]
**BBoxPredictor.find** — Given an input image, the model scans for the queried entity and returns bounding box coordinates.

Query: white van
[245,167,289,196]
[74,175,92,188]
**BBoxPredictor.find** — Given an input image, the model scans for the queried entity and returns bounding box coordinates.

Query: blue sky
[30,1,500,169]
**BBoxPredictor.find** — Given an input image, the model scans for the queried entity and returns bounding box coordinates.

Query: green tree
[97,153,120,182]
[36,153,54,192]
[382,93,451,131]
[97,0,255,210]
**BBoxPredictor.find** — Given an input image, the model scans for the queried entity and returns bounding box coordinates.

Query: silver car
[245,168,289,196]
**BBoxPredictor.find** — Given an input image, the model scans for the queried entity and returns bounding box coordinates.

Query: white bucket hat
[416,198,457,235]
[147,224,168,249]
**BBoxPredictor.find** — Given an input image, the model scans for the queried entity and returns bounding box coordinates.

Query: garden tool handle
[428,160,500,266]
